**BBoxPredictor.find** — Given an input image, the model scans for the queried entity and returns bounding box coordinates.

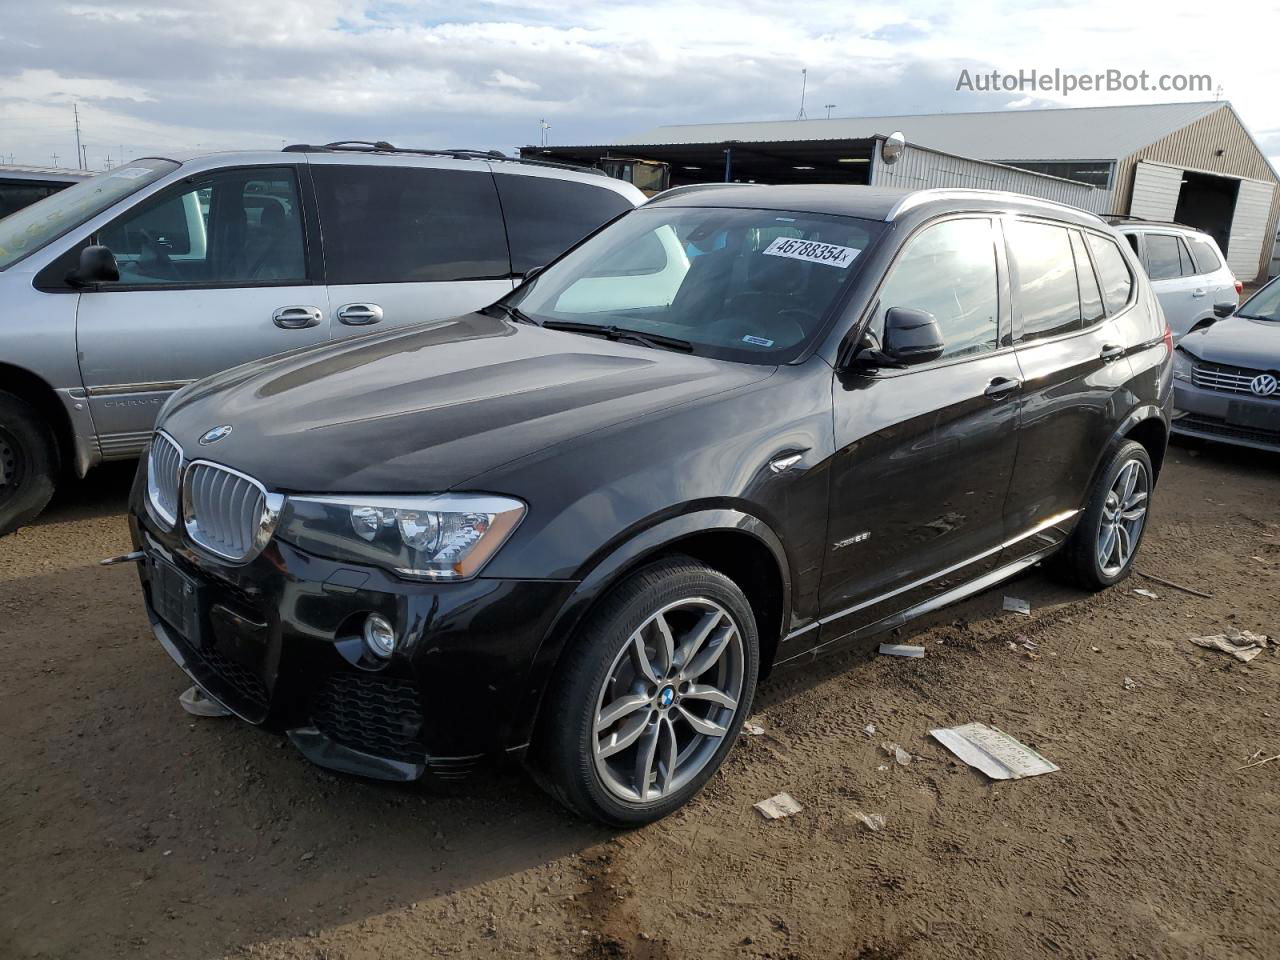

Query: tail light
[1162,324,1174,354]
[1235,279,1243,296]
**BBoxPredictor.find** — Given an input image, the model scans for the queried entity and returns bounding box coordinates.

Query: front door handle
[1100,343,1125,363]
[272,305,323,329]
[336,303,384,326]
[984,376,1021,400]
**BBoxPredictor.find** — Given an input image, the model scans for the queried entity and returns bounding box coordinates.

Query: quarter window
[872,218,1000,361]
[312,165,509,284]
[495,174,634,274]
[98,167,306,285]
[1086,233,1134,314]
[1187,236,1223,274]
[1144,234,1183,281]
[1008,221,1081,340]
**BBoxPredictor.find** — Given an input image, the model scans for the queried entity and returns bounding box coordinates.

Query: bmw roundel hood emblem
[198,424,233,445]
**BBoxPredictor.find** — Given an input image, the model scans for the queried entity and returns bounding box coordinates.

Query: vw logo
[198,424,233,445]
[1250,374,1278,397]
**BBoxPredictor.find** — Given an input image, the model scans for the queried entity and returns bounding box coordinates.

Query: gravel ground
[2,439,1278,960]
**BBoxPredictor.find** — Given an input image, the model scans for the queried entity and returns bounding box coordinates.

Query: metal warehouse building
[527,101,1280,282]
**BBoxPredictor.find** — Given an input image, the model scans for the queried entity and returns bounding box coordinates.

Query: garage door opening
[1174,171,1239,255]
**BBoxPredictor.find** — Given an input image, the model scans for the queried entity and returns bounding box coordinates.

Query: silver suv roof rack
[281,140,604,176]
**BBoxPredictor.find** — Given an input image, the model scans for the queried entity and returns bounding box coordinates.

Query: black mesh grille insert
[312,673,425,765]
[1178,414,1280,445]
[196,643,269,710]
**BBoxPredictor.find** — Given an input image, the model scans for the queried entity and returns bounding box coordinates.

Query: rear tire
[1051,439,1153,591]
[532,557,759,827]
[0,391,58,537]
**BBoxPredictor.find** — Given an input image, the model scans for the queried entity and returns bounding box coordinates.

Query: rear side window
[1086,234,1134,314]
[872,217,1000,361]
[495,174,633,274]
[1144,234,1183,280]
[312,165,509,284]
[1187,236,1223,274]
[1008,220,1081,340]
[1070,230,1105,324]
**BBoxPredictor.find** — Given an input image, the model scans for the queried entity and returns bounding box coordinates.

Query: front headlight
[277,493,526,581]
[1172,347,1195,382]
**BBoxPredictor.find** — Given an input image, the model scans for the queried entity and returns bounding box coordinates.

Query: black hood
[160,313,773,493]
[1178,314,1280,369]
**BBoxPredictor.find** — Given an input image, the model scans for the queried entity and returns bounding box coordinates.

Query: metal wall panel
[1129,162,1184,220]
[870,143,1101,212]
[1227,179,1276,279]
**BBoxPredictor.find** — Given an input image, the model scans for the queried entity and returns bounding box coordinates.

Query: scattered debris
[742,722,765,736]
[178,685,232,718]
[754,793,803,820]
[1003,596,1031,616]
[1136,570,1213,599]
[879,643,925,658]
[863,723,877,737]
[1018,635,1039,651]
[930,723,1059,780]
[1188,628,1270,663]
[300,851,315,862]
[1091,646,1101,653]
[876,764,888,771]
[1123,677,1137,690]
[853,812,886,832]
[880,741,912,766]
[1133,588,1159,600]
[1238,753,1280,771]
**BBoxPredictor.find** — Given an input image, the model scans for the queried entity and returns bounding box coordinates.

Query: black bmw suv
[128,185,1172,825]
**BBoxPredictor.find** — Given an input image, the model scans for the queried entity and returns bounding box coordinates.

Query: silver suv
[1112,219,1240,340]
[0,143,643,534]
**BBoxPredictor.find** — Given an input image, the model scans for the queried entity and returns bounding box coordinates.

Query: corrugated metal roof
[0,163,95,180]
[609,101,1226,163]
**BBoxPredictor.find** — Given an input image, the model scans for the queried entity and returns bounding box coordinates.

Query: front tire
[533,558,759,827]
[1052,439,1153,590]
[0,391,58,537]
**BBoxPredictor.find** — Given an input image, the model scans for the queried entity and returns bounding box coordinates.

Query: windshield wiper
[492,302,542,326]
[540,320,693,353]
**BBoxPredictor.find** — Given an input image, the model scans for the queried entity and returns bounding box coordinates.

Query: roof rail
[645,182,765,203]
[282,140,605,175]
[1104,214,1196,229]
[887,187,1103,223]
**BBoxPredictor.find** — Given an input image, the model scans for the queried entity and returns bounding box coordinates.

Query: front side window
[1086,233,1134,314]
[870,218,1000,361]
[99,167,306,285]
[0,159,176,272]
[1009,220,1081,341]
[505,205,882,364]
[312,165,509,284]
[1144,234,1184,281]
[495,174,634,275]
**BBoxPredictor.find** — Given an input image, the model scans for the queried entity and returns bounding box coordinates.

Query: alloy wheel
[592,597,745,804]
[1097,458,1149,577]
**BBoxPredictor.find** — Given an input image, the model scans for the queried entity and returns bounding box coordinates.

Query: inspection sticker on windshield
[762,237,860,268]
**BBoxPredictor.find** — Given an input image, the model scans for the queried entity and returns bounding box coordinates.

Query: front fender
[502,507,791,754]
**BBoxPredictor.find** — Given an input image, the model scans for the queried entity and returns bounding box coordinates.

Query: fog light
[363,614,396,658]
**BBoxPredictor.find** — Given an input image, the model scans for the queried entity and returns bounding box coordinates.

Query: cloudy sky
[1,0,1276,171]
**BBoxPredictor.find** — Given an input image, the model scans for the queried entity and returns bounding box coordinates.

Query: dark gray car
[1172,277,1280,452]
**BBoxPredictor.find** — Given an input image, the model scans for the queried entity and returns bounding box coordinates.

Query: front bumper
[127,468,576,781]
[1172,379,1280,453]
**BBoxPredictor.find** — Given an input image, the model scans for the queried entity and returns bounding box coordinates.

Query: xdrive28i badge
[198,425,233,445]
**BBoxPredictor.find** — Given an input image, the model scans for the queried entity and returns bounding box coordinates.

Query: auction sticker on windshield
[762,237,861,268]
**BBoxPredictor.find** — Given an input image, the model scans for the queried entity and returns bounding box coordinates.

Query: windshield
[0,159,178,271]
[1239,279,1280,321]
[506,205,883,363]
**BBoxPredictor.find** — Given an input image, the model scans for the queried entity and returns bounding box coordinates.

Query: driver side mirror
[881,306,945,365]
[1213,301,1236,319]
[66,245,120,288]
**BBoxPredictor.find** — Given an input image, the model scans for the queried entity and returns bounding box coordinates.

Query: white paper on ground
[930,723,1058,780]
[1002,596,1031,616]
[754,792,803,819]
[879,643,925,658]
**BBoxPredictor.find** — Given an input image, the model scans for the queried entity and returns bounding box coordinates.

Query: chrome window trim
[145,430,184,530]
[180,459,284,564]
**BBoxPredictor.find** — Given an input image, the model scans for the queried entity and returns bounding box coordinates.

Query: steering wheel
[136,228,181,281]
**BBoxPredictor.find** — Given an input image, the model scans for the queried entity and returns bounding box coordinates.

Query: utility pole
[539,118,551,146]
[796,69,809,120]
[74,103,84,170]
[824,103,837,119]
[81,144,88,170]
[51,152,60,167]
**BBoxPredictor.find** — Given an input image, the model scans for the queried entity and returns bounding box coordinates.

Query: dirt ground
[2,439,1278,960]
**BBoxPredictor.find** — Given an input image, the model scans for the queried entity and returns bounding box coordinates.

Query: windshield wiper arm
[540,320,693,352]
[493,302,542,326]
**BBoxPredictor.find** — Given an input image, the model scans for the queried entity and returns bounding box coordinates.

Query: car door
[1001,222,1136,559]
[1143,232,1200,337]
[309,160,516,340]
[817,216,1021,650]
[75,164,328,457]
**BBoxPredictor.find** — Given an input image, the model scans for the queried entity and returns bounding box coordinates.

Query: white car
[1113,220,1240,339]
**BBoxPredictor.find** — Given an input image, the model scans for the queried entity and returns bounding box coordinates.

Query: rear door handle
[272,305,323,329]
[336,303,384,326]
[1192,288,1206,298]
[984,376,1021,400]
[1100,343,1125,363]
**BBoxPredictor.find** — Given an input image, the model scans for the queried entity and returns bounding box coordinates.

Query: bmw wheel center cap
[658,686,676,709]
